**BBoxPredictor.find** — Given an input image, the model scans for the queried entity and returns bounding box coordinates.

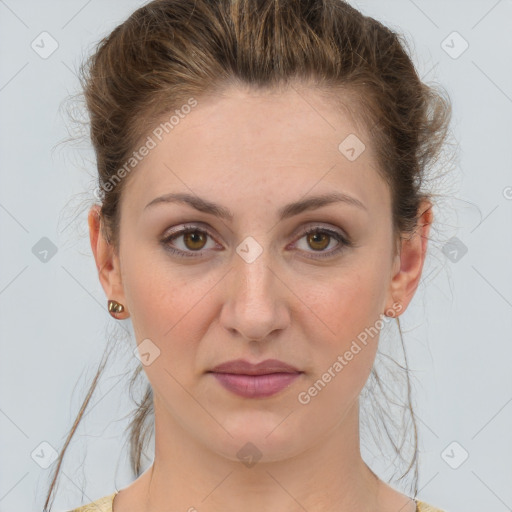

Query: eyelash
[160,224,352,259]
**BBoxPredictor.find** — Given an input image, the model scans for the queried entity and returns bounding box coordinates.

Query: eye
[161,223,352,259]
[293,226,351,259]
[161,224,219,258]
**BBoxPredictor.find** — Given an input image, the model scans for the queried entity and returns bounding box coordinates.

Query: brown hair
[44,0,453,509]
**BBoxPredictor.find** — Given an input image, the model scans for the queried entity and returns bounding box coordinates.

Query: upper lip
[209,358,302,375]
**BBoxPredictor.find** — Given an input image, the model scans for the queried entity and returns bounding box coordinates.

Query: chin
[203,415,308,464]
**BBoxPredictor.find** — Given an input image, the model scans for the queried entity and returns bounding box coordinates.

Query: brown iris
[307,231,330,251]
[181,229,333,253]
[183,230,208,250]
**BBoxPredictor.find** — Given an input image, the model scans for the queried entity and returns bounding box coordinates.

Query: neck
[140,396,386,512]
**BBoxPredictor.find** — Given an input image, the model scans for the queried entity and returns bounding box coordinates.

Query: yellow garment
[67,491,447,512]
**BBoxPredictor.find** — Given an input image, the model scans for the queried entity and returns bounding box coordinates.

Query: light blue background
[0,1,511,511]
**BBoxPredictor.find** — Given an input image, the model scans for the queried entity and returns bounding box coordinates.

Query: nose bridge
[221,235,289,341]
[233,237,276,306]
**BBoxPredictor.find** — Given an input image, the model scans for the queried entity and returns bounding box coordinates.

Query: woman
[45,0,452,510]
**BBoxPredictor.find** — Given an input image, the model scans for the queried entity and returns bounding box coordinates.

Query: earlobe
[88,205,129,318]
[385,200,433,315]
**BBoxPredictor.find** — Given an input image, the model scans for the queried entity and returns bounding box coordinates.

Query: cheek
[305,266,387,345]
[295,262,389,398]
[120,248,218,363]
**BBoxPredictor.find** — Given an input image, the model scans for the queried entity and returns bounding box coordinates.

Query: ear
[88,204,129,319]
[385,199,433,316]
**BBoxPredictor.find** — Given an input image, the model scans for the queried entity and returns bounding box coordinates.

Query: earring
[108,299,125,317]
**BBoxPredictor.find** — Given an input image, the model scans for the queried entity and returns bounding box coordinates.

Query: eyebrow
[144,191,367,221]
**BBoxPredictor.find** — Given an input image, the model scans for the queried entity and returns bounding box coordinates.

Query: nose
[219,248,290,343]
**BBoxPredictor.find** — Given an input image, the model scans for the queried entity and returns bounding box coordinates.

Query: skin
[89,82,432,512]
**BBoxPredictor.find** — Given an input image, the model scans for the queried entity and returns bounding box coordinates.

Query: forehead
[163,83,370,160]
[120,83,389,218]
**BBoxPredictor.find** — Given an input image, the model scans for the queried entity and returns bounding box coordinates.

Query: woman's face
[92,83,427,462]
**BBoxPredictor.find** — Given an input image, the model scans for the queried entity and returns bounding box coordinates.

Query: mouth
[207,358,303,398]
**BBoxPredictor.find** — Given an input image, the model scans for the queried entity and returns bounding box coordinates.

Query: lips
[209,358,301,375]
[208,358,303,398]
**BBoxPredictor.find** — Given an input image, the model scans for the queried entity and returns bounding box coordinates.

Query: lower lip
[211,372,301,398]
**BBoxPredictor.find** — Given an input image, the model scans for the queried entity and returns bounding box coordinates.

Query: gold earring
[108,299,125,316]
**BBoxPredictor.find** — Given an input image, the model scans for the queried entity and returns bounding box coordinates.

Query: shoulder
[416,499,448,512]
[66,492,117,512]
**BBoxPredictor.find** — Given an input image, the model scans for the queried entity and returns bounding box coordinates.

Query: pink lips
[208,358,303,398]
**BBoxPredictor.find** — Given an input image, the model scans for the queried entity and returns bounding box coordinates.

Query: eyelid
[290,224,350,258]
[161,222,221,255]
[161,222,351,258]
[292,221,348,239]
[162,221,214,238]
